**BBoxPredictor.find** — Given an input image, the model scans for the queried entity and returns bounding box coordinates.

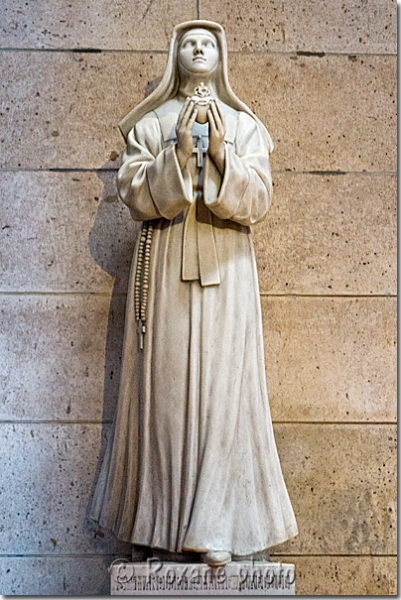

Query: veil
[119,20,273,153]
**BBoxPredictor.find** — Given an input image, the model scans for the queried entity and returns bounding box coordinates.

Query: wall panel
[0,0,395,595]
[0,54,396,171]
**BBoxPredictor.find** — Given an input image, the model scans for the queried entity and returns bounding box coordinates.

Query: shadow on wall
[75,164,136,557]
[89,166,139,413]
[82,76,163,555]
[84,164,138,554]
[88,74,164,426]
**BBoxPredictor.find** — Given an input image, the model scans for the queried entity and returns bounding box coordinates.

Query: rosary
[134,221,154,349]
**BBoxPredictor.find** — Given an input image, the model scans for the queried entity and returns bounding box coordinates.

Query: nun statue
[90,20,298,567]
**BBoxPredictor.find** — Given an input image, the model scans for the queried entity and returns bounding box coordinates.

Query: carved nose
[194,45,204,55]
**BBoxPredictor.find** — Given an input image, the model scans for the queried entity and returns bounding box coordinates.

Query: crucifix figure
[192,135,207,168]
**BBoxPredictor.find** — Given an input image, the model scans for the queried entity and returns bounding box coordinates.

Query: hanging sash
[154,99,238,287]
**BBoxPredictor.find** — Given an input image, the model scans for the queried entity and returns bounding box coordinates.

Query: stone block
[0,51,167,170]
[0,423,395,557]
[110,561,295,595]
[0,0,396,54]
[199,0,396,54]
[227,54,396,173]
[256,173,396,295]
[0,294,125,421]
[273,424,397,555]
[0,171,138,293]
[0,422,132,555]
[0,173,395,296]
[0,0,196,50]
[1,295,395,423]
[262,297,396,423]
[0,53,396,171]
[0,555,123,595]
[271,556,397,595]
[0,556,395,596]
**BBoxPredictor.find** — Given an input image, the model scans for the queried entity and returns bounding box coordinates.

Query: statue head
[178,28,219,79]
[119,20,273,154]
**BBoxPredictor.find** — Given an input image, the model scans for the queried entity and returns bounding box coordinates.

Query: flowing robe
[90,98,298,555]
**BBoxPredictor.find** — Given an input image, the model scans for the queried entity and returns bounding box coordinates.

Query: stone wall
[0,1,396,595]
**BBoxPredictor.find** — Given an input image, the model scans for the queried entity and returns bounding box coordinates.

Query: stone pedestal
[110,561,295,595]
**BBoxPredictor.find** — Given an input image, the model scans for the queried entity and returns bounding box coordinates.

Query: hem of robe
[134,528,298,555]
[88,222,299,557]
[89,519,299,556]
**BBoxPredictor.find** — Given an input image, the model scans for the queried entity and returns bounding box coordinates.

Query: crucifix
[192,135,208,168]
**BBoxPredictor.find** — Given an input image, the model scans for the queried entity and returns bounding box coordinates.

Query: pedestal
[110,561,295,595]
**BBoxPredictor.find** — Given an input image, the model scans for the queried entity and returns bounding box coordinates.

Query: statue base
[110,561,295,595]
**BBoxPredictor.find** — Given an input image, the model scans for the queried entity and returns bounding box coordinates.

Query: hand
[176,98,198,170]
[207,100,226,175]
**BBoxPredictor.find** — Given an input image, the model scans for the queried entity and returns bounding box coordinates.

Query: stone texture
[270,556,397,595]
[199,0,396,54]
[0,295,125,422]
[0,171,138,293]
[256,173,396,295]
[0,423,395,556]
[0,0,395,54]
[0,0,196,50]
[273,424,397,555]
[0,295,395,423]
[228,54,396,173]
[0,51,167,170]
[0,422,131,555]
[0,53,396,171]
[0,555,124,595]
[0,173,395,296]
[262,297,396,423]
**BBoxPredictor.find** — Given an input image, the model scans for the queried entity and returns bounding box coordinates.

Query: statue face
[178,29,219,75]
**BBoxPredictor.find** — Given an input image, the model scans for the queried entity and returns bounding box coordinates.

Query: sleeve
[117,112,193,221]
[204,112,273,226]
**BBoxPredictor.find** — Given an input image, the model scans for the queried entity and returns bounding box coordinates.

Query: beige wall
[0,1,396,595]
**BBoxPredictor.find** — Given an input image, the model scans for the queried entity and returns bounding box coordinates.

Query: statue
[90,20,298,568]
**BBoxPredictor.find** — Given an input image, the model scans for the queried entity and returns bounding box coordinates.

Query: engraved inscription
[110,562,295,595]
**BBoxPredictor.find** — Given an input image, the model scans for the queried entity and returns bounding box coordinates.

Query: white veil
[119,20,273,153]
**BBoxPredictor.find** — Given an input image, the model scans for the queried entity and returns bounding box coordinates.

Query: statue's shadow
[89,164,139,420]
[82,80,163,559]
[84,160,138,557]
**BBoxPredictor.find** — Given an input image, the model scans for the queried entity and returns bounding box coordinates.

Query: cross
[192,135,207,168]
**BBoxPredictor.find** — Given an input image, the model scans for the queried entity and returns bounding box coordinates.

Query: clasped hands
[175,97,225,175]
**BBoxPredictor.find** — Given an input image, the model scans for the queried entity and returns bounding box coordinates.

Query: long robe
[90,98,298,556]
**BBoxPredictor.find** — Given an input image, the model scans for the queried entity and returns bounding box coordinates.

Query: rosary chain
[134,221,154,348]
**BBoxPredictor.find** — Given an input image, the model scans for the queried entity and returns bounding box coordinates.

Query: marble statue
[90,20,298,568]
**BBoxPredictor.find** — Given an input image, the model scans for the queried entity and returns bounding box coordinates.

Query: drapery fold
[117,101,273,287]
[90,99,298,555]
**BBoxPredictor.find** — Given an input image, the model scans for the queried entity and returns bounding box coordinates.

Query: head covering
[119,20,273,153]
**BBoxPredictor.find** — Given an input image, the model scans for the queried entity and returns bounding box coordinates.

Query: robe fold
[90,99,298,556]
